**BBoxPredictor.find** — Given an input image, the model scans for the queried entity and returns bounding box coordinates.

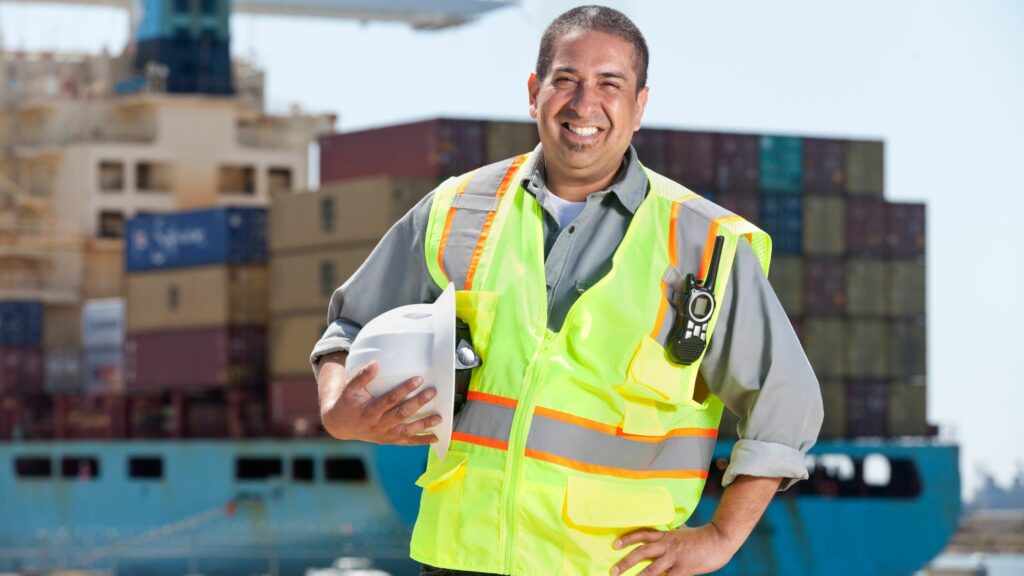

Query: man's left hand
[610,523,739,576]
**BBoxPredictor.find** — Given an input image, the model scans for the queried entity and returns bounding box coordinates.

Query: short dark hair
[535,5,649,91]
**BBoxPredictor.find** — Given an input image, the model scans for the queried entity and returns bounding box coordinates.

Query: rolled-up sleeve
[309,189,441,377]
[700,241,824,491]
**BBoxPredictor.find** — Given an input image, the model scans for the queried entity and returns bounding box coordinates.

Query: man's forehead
[549,30,638,77]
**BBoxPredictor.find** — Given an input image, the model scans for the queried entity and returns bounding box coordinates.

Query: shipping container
[83,239,125,299]
[802,195,846,255]
[0,300,43,347]
[271,313,328,377]
[44,303,81,349]
[716,192,759,224]
[804,257,845,315]
[889,318,926,378]
[319,119,486,183]
[125,207,267,272]
[666,131,717,190]
[759,135,802,194]
[887,260,926,317]
[128,393,170,438]
[845,140,884,196]
[631,128,672,175]
[846,259,888,316]
[803,318,846,377]
[270,176,435,252]
[802,138,845,195]
[767,256,804,316]
[124,326,266,391]
[270,247,375,316]
[269,376,323,436]
[82,298,125,350]
[819,380,847,438]
[846,319,889,378]
[846,379,888,437]
[44,346,81,394]
[0,395,54,440]
[759,193,802,254]
[485,121,539,163]
[0,346,44,394]
[84,347,124,395]
[126,265,268,332]
[53,394,128,440]
[887,202,926,258]
[888,381,927,437]
[715,133,759,194]
[846,198,889,257]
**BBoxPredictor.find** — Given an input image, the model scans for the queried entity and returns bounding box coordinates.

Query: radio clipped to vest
[666,235,724,365]
[453,318,480,414]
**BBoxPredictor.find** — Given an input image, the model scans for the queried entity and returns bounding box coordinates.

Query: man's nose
[569,82,600,118]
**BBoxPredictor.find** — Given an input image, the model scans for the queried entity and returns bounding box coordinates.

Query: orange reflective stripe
[436,175,475,284]
[466,390,518,409]
[452,431,509,451]
[698,215,743,281]
[463,154,527,290]
[525,448,708,480]
[533,406,717,443]
[649,195,701,339]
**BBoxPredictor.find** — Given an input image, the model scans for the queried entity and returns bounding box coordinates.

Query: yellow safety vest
[413,152,771,575]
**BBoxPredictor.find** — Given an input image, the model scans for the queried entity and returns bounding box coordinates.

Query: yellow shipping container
[269,244,375,315]
[44,303,81,348]
[126,265,268,333]
[888,381,928,437]
[485,121,539,163]
[270,176,436,252]
[846,258,888,316]
[270,313,328,377]
[846,319,889,378]
[887,259,926,316]
[802,195,846,255]
[804,317,846,378]
[767,256,803,316]
[819,379,847,438]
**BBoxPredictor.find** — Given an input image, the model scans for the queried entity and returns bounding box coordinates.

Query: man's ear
[634,85,650,132]
[528,73,540,120]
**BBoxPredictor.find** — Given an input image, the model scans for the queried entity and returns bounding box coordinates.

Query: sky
[1,0,1022,499]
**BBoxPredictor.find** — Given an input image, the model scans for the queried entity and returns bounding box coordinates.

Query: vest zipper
[502,329,557,574]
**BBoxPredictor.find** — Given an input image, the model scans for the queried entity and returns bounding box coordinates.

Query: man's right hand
[318,352,441,445]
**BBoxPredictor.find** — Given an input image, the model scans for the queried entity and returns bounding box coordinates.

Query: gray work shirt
[311,144,823,490]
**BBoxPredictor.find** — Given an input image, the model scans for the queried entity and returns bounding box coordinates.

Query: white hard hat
[345,284,456,459]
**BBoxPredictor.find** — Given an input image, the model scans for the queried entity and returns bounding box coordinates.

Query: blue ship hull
[0,439,959,575]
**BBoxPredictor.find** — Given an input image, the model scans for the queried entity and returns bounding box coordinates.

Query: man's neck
[545,168,619,203]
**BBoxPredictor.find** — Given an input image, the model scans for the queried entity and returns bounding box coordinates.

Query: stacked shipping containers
[122,207,269,437]
[0,301,46,439]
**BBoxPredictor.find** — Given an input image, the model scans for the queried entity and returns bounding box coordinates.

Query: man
[311,6,822,576]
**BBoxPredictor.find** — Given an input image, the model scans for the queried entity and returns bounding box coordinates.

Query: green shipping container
[888,381,928,437]
[846,259,888,316]
[847,319,889,378]
[819,380,847,438]
[768,256,804,316]
[887,259,926,316]
[889,318,926,378]
[845,140,885,196]
[804,318,846,378]
[802,195,846,256]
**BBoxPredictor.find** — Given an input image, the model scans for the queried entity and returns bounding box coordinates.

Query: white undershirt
[544,192,587,229]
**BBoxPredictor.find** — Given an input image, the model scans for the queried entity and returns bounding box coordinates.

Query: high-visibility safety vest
[412,152,772,575]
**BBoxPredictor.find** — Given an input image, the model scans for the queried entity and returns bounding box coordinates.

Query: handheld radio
[666,235,725,365]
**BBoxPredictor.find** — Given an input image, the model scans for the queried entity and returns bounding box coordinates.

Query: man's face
[529,30,649,182]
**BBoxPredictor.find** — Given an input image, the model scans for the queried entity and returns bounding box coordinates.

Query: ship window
[98,160,125,191]
[61,456,100,480]
[292,457,315,482]
[236,457,282,480]
[268,167,293,193]
[14,456,52,479]
[320,197,335,233]
[137,161,173,192]
[324,457,367,482]
[98,211,125,239]
[863,454,891,486]
[129,456,164,479]
[319,260,335,298]
[219,165,256,195]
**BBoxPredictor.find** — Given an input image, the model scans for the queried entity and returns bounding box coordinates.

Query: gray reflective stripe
[452,399,514,444]
[442,157,520,289]
[526,413,716,472]
[451,194,500,212]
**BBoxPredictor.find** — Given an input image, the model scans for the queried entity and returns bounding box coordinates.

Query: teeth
[567,125,599,137]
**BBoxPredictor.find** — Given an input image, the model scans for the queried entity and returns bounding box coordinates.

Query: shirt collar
[520,143,648,214]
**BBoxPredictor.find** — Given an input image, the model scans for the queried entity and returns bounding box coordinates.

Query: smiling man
[312,5,822,576]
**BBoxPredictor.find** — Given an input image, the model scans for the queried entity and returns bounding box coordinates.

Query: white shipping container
[82,298,125,350]
[84,347,124,395]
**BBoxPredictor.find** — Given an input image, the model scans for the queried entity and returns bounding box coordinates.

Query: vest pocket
[454,291,499,362]
[620,335,707,407]
[412,451,468,565]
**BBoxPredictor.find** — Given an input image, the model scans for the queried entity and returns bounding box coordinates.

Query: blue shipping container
[0,301,43,347]
[760,136,803,194]
[760,194,803,254]
[126,207,267,272]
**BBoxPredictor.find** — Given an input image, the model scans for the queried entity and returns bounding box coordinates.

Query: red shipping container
[887,202,926,258]
[715,133,759,194]
[128,393,168,438]
[0,395,53,440]
[846,379,889,437]
[124,327,266,392]
[802,138,846,195]
[270,377,322,436]
[53,394,128,440]
[846,198,889,257]
[0,347,45,395]
[717,192,760,224]
[804,257,846,315]
[667,131,717,189]
[319,119,486,184]
[630,128,672,176]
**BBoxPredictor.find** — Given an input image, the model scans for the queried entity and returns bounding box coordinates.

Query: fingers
[342,361,378,398]
[381,386,437,424]
[612,542,665,576]
[364,376,423,419]
[615,529,665,549]
[398,433,439,446]
[639,555,676,576]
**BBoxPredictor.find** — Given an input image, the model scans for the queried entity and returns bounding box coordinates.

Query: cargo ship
[0,1,958,575]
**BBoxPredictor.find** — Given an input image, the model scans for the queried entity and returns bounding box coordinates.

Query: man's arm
[611,475,781,575]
